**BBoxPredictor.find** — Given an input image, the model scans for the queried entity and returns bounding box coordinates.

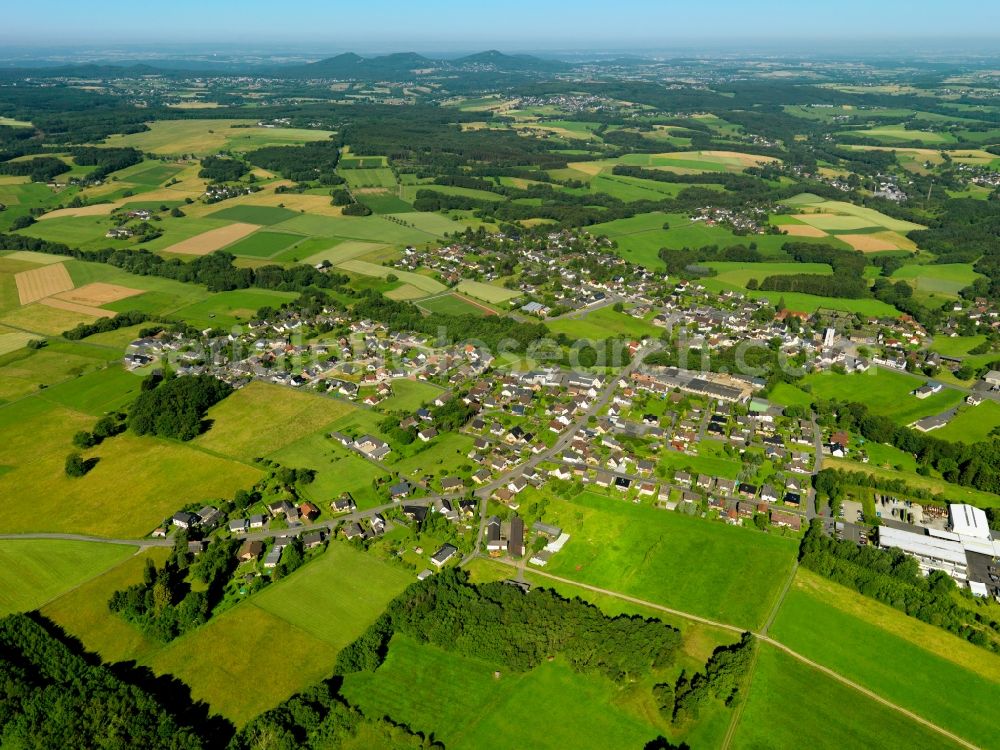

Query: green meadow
[802,369,964,425]
[731,644,965,750]
[768,569,1000,749]
[0,540,136,615]
[342,635,663,750]
[544,491,798,630]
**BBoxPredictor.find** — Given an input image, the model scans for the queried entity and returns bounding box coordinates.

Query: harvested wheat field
[163,223,258,255]
[15,263,74,304]
[840,234,902,252]
[39,298,113,318]
[53,283,142,306]
[38,204,115,221]
[782,224,828,238]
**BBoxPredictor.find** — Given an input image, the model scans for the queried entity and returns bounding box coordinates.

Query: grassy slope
[732,644,965,750]
[544,491,798,630]
[0,540,135,615]
[342,635,662,750]
[768,569,1000,749]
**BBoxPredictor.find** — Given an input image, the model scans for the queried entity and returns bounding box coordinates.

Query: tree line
[799,519,1000,650]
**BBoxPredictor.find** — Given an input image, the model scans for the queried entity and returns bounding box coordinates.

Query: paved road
[465,344,660,556]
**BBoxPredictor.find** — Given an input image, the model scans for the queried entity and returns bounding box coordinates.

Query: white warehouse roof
[949,504,991,540]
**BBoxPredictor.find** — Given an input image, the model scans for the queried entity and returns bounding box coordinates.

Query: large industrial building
[877,504,1000,597]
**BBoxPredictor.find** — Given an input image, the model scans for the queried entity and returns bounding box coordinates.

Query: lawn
[221,230,304,258]
[768,569,1000,749]
[731,644,965,750]
[0,396,261,537]
[0,540,136,615]
[802,369,964,426]
[342,635,663,750]
[195,382,356,461]
[206,205,300,226]
[544,491,798,630]
[376,378,444,412]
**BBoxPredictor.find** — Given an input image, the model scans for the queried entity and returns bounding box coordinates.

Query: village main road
[467,343,660,558]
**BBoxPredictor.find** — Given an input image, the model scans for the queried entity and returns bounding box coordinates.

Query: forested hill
[0,614,205,749]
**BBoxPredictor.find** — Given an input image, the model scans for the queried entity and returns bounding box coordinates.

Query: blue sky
[4,0,1000,50]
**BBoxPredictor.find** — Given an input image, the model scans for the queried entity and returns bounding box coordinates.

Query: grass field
[144,543,410,725]
[168,288,297,328]
[705,261,832,288]
[102,119,335,156]
[341,167,397,189]
[38,363,143,415]
[417,292,494,317]
[206,205,300,226]
[544,491,798,630]
[0,395,260,537]
[825,456,1000,508]
[195,382,356,461]
[934,400,1000,443]
[892,263,982,297]
[0,540,136,615]
[342,634,662,750]
[221,230,303,258]
[337,259,447,293]
[376,378,443,412]
[455,279,521,303]
[269,430,388,509]
[802,369,964,425]
[786,196,925,233]
[768,569,1000,749]
[356,192,414,214]
[548,306,660,340]
[731,644,965,750]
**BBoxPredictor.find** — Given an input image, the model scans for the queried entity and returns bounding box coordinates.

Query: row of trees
[799,519,1000,650]
[816,399,1000,495]
[0,234,351,295]
[352,289,547,351]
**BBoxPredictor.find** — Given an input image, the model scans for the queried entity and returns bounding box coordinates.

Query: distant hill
[452,50,568,73]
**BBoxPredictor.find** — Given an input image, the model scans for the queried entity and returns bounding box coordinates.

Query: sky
[3,0,1000,52]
